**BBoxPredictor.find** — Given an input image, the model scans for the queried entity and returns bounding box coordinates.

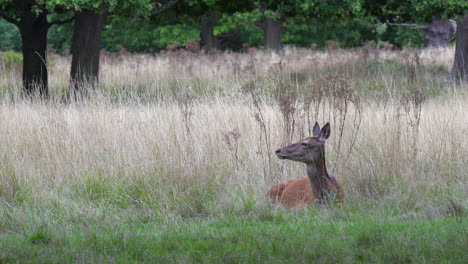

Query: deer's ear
[319,123,330,141]
[312,122,320,137]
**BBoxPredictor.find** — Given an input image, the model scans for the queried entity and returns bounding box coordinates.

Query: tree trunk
[262,18,283,50]
[200,11,218,51]
[450,15,468,83]
[19,13,49,98]
[424,18,457,48]
[70,9,107,96]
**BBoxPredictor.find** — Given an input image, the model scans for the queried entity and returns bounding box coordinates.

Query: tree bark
[200,11,218,51]
[450,15,468,83]
[424,18,457,48]
[262,18,283,51]
[70,9,107,96]
[18,12,49,98]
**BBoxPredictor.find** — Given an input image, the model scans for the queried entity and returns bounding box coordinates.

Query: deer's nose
[275,149,281,154]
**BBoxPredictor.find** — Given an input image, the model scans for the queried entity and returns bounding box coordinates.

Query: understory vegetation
[0,47,467,263]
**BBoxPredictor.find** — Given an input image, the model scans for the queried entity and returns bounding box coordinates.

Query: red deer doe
[268,122,344,208]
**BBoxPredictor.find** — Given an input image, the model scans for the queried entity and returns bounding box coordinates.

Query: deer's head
[275,122,330,164]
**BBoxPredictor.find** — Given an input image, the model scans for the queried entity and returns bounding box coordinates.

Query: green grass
[1,182,467,263]
[1,203,466,263]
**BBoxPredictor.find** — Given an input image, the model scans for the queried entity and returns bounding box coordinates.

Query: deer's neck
[306,146,330,202]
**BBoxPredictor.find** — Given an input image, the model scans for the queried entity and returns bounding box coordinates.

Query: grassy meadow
[0,47,467,263]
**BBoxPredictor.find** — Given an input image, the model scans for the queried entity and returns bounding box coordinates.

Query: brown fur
[268,176,344,208]
[268,177,313,209]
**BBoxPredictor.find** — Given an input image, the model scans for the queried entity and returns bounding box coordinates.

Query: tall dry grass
[0,47,466,221]
[1,46,460,100]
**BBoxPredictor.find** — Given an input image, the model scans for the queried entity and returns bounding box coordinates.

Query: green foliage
[39,0,155,17]
[283,18,374,48]
[375,23,387,36]
[1,50,22,64]
[1,0,460,53]
[103,18,200,52]
[156,24,200,49]
[217,13,379,49]
[391,26,424,48]
[0,50,22,72]
[409,0,468,21]
[371,22,424,48]
[0,19,20,51]
[365,0,468,24]
[48,23,74,54]
[216,12,263,46]
[260,0,364,19]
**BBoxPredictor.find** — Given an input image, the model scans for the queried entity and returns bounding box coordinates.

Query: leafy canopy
[364,0,468,24]
[0,0,168,19]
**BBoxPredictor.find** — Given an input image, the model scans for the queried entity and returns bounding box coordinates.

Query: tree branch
[373,22,427,29]
[48,15,75,27]
[254,21,265,30]
[387,23,428,29]
[0,9,20,26]
[151,0,179,16]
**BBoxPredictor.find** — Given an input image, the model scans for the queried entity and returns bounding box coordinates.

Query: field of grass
[0,47,467,263]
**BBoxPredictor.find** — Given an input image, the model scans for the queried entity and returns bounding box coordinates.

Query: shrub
[0,50,23,73]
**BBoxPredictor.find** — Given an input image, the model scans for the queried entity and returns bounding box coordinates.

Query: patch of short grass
[1,206,466,263]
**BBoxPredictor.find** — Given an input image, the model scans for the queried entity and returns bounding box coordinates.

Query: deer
[268,122,344,208]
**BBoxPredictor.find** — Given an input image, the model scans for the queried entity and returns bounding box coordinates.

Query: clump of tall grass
[0,91,466,219]
[0,47,460,101]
